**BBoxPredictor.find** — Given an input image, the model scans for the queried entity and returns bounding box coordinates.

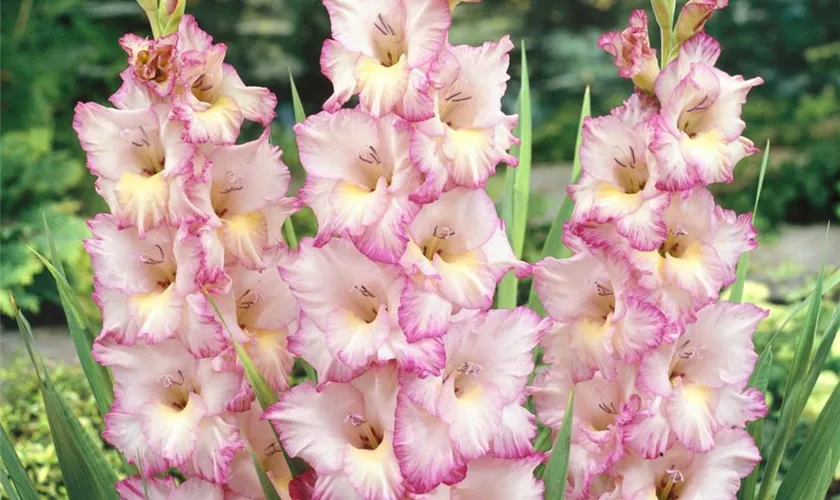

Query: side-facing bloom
[598,10,660,93]
[73,103,195,235]
[534,248,667,382]
[574,187,756,324]
[651,33,762,190]
[570,92,670,251]
[226,405,304,500]
[266,365,404,500]
[613,427,759,500]
[172,15,277,144]
[212,250,298,410]
[531,364,640,499]
[398,187,528,340]
[634,301,768,452]
[397,307,545,491]
[296,109,423,263]
[320,0,451,119]
[283,237,445,376]
[87,215,229,355]
[674,0,729,43]
[411,37,519,190]
[95,339,243,483]
[181,129,297,270]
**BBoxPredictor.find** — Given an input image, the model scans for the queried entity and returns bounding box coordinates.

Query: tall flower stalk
[60,0,788,499]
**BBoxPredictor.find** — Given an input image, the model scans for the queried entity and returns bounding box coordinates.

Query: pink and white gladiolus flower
[320,0,451,119]
[95,339,243,482]
[266,365,405,500]
[598,10,660,93]
[397,308,546,491]
[283,237,446,375]
[570,92,671,251]
[411,37,519,190]
[651,33,762,190]
[398,187,529,340]
[674,0,729,43]
[295,109,423,263]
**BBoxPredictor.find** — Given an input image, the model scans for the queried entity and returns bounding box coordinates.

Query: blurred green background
[1,0,839,497]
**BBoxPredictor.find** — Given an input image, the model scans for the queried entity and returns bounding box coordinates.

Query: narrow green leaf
[289,70,306,124]
[757,238,827,500]
[0,466,22,500]
[512,43,532,258]
[0,424,38,500]
[728,140,769,304]
[738,349,773,500]
[775,382,840,500]
[282,70,307,249]
[543,391,575,500]
[13,305,118,500]
[249,444,283,500]
[283,219,299,250]
[497,43,533,309]
[795,304,840,419]
[28,247,113,418]
[203,290,308,477]
[758,267,840,358]
[527,86,590,313]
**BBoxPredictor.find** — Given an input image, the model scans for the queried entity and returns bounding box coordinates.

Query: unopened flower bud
[674,0,729,43]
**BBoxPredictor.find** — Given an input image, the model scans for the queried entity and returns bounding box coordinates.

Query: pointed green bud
[136,0,162,38]
[158,0,186,37]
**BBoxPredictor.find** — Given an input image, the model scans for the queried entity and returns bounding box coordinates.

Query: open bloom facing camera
[67,0,776,498]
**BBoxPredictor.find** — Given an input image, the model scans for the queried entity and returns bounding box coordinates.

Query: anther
[456,361,483,375]
[344,413,367,427]
[595,282,613,296]
[139,244,165,265]
[158,370,185,388]
[218,171,244,194]
[264,442,282,456]
[352,284,376,299]
[237,289,259,309]
[433,225,456,240]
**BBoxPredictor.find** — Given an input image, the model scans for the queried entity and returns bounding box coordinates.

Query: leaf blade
[543,391,575,500]
[28,246,113,418]
[0,424,38,500]
[497,42,532,309]
[13,304,119,500]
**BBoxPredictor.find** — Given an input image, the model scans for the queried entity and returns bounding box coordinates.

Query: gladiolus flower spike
[75,1,767,499]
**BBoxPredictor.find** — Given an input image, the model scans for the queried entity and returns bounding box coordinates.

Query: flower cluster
[78,1,548,498]
[530,5,767,499]
[263,0,547,498]
[76,15,306,497]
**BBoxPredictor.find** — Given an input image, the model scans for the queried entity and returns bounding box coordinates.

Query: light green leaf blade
[527,86,590,313]
[775,382,840,500]
[13,305,119,500]
[497,43,533,309]
[249,444,283,500]
[0,466,22,500]
[757,238,827,500]
[282,70,308,249]
[289,70,307,125]
[0,424,38,500]
[728,140,769,304]
[738,349,773,500]
[28,246,113,418]
[543,391,575,500]
[512,42,532,258]
[795,304,840,420]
